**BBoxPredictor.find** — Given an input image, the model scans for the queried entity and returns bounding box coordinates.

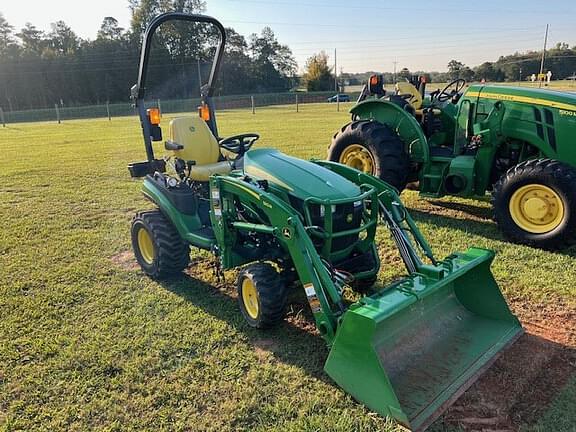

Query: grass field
[1,104,575,431]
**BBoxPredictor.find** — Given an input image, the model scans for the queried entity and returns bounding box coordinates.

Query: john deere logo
[346,213,353,223]
[189,126,196,132]
[282,227,292,239]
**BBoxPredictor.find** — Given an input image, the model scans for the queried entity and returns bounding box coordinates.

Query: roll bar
[133,12,227,101]
[132,13,227,162]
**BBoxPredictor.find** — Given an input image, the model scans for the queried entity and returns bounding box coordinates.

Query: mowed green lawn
[0,104,575,432]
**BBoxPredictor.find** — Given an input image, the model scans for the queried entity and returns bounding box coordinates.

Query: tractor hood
[466,84,576,111]
[243,149,361,200]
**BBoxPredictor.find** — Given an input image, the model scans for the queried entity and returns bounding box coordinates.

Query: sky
[1,0,575,73]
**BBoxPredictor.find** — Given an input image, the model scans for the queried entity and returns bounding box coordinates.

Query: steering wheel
[437,79,466,103]
[219,133,260,159]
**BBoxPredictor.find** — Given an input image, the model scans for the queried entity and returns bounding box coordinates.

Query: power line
[499,55,576,66]
[222,18,572,31]
[289,36,543,55]
[225,0,575,15]
[316,38,543,62]
[284,26,549,46]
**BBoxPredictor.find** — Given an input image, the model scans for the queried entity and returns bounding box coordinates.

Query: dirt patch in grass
[510,298,576,347]
[441,300,576,431]
[253,338,280,362]
[110,250,139,271]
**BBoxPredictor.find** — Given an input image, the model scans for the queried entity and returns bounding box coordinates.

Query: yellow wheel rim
[137,227,155,264]
[509,184,565,234]
[339,144,374,174]
[241,278,259,319]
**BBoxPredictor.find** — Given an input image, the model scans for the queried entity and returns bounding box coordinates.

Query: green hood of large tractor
[466,84,576,111]
[244,149,361,200]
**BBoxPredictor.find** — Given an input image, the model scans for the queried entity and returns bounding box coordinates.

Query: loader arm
[313,160,439,272]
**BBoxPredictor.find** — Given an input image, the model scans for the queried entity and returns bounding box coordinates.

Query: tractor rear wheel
[237,263,288,329]
[328,120,409,192]
[492,159,576,249]
[131,210,190,279]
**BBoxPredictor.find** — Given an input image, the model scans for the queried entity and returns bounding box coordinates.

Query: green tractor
[128,13,522,431]
[329,75,576,249]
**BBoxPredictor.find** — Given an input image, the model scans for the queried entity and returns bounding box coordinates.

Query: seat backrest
[169,117,221,165]
[395,81,423,110]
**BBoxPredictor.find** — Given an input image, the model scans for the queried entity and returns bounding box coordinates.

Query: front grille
[289,194,363,252]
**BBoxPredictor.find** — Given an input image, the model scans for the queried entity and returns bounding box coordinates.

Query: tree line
[339,43,576,87]
[0,0,297,111]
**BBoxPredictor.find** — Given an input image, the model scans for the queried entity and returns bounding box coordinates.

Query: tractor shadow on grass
[159,268,332,383]
[426,199,494,221]
[408,200,576,257]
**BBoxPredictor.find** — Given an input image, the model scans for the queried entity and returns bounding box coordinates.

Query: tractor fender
[141,176,212,250]
[350,100,429,163]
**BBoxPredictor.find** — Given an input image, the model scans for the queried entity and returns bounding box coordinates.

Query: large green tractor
[127,14,522,431]
[329,75,576,249]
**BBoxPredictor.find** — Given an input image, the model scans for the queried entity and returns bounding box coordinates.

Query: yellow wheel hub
[339,144,374,174]
[509,184,565,234]
[137,227,155,264]
[241,278,259,319]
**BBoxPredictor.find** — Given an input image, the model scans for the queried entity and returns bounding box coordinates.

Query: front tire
[492,159,576,249]
[131,210,190,279]
[328,120,409,192]
[237,263,288,329]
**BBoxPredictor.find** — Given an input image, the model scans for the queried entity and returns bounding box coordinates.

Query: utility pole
[519,68,522,83]
[393,61,398,83]
[538,24,549,88]
[334,48,338,93]
[335,48,340,111]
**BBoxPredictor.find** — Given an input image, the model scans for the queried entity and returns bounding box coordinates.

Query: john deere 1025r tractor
[128,14,522,431]
[329,75,576,249]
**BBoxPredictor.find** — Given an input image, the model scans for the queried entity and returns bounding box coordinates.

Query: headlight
[319,205,337,217]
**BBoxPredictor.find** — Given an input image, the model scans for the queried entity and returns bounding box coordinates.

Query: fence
[0,91,359,125]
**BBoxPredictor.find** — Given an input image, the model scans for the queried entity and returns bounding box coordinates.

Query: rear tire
[492,159,576,249]
[131,210,190,279]
[237,263,288,329]
[328,120,409,192]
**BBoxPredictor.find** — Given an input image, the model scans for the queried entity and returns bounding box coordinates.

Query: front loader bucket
[325,248,522,431]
